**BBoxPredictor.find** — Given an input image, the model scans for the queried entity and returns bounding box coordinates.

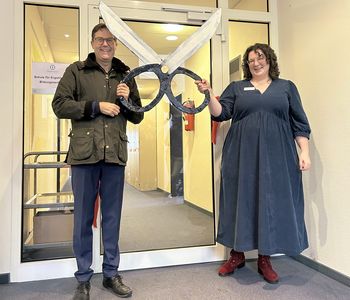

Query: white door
[87,1,224,273]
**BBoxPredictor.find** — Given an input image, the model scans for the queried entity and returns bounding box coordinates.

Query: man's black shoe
[73,281,90,300]
[103,275,132,298]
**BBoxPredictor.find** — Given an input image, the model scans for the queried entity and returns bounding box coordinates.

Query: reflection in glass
[229,0,268,12]
[22,4,78,262]
[102,20,215,253]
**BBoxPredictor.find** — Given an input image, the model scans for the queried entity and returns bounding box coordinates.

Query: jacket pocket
[69,128,94,160]
[118,131,128,163]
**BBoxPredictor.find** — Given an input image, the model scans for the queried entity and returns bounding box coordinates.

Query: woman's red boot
[257,255,279,283]
[218,250,245,276]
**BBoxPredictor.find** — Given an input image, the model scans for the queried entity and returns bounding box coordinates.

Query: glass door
[88,2,223,272]
[21,4,78,263]
[12,0,276,282]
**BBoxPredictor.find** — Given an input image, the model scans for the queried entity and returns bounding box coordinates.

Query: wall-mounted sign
[32,62,68,94]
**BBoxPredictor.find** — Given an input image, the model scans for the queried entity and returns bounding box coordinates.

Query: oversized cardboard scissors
[99,1,221,114]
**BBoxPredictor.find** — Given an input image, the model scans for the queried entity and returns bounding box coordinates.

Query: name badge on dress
[244,87,255,91]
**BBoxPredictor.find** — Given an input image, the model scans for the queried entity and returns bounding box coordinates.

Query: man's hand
[99,102,120,117]
[116,83,130,100]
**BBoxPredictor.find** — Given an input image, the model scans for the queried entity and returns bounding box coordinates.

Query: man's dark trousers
[71,161,125,282]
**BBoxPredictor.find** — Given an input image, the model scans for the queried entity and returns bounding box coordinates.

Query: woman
[196,43,311,284]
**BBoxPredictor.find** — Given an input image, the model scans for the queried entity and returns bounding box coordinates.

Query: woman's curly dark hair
[242,43,280,80]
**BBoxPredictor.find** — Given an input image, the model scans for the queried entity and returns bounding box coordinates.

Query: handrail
[23,241,73,250]
[24,150,68,161]
[23,151,73,248]
[23,150,69,196]
[25,191,73,205]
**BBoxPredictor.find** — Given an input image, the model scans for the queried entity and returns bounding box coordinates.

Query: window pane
[100,20,215,253]
[229,0,268,12]
[228,21,269,80]
[22,4,78,262]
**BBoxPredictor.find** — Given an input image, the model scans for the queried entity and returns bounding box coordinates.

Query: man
[52,23,144,299]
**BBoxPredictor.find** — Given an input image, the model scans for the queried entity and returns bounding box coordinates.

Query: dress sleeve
[211,82,236,122]
[287,80,311,139]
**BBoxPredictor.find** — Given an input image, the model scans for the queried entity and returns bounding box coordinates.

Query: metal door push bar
[119,64,210,115]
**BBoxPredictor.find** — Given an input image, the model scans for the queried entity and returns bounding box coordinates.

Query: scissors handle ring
[166,67,210,114]
[120,64,165,113]
[120,64,210,114]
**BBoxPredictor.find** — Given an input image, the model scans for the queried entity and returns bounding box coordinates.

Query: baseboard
[184,200,213,217]
[293,255,350,287]
[0,273,10,284]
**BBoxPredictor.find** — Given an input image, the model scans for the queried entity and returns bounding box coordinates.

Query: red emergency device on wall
[183,100,195,131]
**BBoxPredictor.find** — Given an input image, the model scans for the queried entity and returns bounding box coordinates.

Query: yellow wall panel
[182,43,213,213]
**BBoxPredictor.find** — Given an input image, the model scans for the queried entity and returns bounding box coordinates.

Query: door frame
[11,0,278,282]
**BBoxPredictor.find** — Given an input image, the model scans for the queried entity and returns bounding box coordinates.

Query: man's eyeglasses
[94,37,116,45]
[247,53,266,65]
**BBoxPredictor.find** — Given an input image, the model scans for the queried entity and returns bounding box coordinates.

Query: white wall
[2,0,350,280]
[0,0,14,275]
[278,0,350,277]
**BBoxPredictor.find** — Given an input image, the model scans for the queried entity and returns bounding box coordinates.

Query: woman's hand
[195,79,222,117]
[195,79,212,94]
[116,83,130,99]
[295,136,311,171]
[299,151,311,171]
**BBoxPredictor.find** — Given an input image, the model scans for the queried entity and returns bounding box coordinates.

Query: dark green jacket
[52,53,144,165]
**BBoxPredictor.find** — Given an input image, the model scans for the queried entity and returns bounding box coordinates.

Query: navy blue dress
[213,79,310,256]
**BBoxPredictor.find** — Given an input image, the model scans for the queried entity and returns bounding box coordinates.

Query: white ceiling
[38,6,79,64]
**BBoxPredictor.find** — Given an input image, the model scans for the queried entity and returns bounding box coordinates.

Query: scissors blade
[164,9,221,74]
[99,1,162,65]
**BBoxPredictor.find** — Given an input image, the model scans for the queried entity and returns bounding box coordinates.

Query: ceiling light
[64,34,70,38]
[163,24,183,33]
[166,35,178,41]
